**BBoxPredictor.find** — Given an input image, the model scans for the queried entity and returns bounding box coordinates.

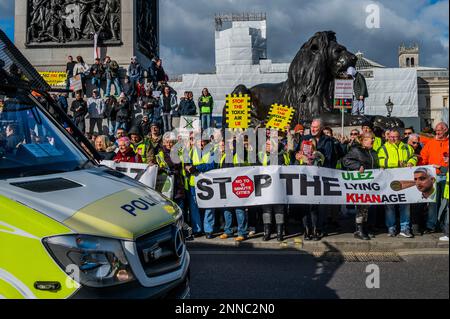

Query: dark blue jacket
[179,98,197,115]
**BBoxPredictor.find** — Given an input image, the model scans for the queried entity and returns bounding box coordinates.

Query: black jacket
[179,98,197,115]
[115,101,130,123]
[342,145,379,170]
[70,99,87,119]
[353,72,368,98]
[90,63,104,79]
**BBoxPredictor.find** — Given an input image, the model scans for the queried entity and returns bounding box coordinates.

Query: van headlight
[43,235,134,288]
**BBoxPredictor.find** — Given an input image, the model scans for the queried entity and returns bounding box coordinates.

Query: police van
[0,30,190,299]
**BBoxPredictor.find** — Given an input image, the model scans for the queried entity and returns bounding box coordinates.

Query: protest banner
[195,165,437,208]
[39,71,67,88]
[101,161,158,188]
[70,74,83,92]
[334,79,354,100]
[225,94,251,129]
[265,104,294,131]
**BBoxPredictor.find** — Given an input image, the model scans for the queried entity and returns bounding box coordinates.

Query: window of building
[444,97,448,108]
[406,58,410,67]
[426,96,431,109]
[411,57,415,67]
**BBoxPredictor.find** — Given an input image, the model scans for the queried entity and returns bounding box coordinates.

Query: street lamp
[386,97,394,118]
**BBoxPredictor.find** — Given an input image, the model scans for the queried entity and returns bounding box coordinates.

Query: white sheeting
[365,68,418,117]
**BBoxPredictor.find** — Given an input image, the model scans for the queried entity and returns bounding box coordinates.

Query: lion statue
[224,31,403,129]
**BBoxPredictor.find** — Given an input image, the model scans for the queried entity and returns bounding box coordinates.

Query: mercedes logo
[174,229,184,258]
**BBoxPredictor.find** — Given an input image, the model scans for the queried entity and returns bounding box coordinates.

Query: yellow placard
[225,94,251,129]
[39,71,67,87]
[266,103,294,131]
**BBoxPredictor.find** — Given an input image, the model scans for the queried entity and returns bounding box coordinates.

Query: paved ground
[188,249,449,299]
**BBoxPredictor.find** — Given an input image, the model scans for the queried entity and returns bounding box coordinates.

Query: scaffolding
[215,12,266,31]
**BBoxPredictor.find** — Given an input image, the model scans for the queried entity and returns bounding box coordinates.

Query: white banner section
[101,161,158,188]
[195,166,437,208]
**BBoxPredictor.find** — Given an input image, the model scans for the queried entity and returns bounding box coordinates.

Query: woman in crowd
[94,135,116,160]
[72,56,89,95]
[159,85,177,133]
[342,131,379,240]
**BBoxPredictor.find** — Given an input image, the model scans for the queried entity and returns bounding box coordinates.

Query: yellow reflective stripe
[0,196,77,299]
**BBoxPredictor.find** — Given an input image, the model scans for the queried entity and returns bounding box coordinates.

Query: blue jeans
[189,187,202,234]
[91,77,102,94]
[223,208,248,237]
[162,113,172,133]
[106,77,122,96]
[203,208,215,234]
[201,114,211,130]
[385,204,411,232]
[426,175,446,230]
[108,120,116,136]
[352,99,365,115]
[114,121,127,134]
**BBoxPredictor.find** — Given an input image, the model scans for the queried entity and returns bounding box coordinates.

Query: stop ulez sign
[232,176,255,198]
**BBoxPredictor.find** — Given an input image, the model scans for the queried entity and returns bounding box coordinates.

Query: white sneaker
[439,235,449,241]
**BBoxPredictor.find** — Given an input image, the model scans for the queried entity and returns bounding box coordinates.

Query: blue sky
[0,0,448,75]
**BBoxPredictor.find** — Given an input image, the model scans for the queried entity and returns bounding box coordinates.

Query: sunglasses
[411,142,419,145]
[350,133,359,136]
[404,132,412,136]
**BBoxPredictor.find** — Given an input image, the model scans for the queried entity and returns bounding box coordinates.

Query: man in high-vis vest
[378,128,418,238]
[128,126,148,163]
[438,171,449,241]
[185,137,216,238]
[198,88,213,130]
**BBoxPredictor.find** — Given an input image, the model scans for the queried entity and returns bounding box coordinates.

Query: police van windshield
[0,89,89,179]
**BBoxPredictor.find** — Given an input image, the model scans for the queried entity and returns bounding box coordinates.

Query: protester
[199,88,213,130]
[65,55,76,94]
[87,89,106,135]
[72,56,89,95]
[114,93,131,133]
[342,132,379,240]
[294,137,325,241]
[70,92,87,133]
[361,121,382,152]
[378,129,417,237]
[105,96,118,138]
[347,66,368,116]
[438,171,449,241]
[127,56,142,98]
[90,58,104,95]
[128,126,148,163]
[402,127,415,144]
[145,122,162,165]
[258,138,291,241]
[113,137,142,163]
[94,135,116,160]
[139,87,159,121]
[104,56,122,97]
[179,91,197,116]
[159,85,177,133]
[420,122,449,234]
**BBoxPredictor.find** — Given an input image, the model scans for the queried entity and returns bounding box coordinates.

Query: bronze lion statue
[224,31,403,129]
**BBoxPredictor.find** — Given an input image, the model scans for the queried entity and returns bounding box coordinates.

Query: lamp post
[386,97,394,118]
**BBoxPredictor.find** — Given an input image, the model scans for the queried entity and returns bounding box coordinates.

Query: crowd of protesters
[54,54,449,244]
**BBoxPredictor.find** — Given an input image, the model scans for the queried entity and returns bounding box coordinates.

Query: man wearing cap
[145,122,162,165]
[347,66,368,116]
[87,89,106,135]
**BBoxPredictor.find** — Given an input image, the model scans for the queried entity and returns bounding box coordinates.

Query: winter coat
[179,98,197,115]
[342,145,379,170]
[353,72,369,99]
[128,62,142,80]
[420,137,449,174]
[105,60,120,79]
[302,134,336,169]
[73,62,90,76]
[87,97,106,119]
[115,100,131,123]
[113,147,142,163]
[159,93,177,114]
[70,99,87,120]
[139,95,158,117]
[90,63,104,79]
